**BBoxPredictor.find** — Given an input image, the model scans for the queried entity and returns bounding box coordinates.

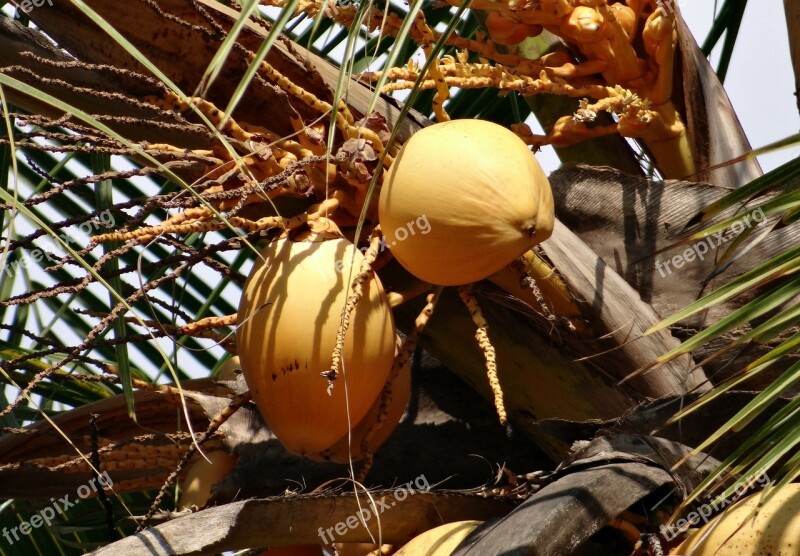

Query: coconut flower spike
[357,288,442,481]
[327,227,384,391]
[459,285,507,426]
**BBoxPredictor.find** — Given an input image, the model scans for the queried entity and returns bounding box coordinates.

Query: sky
[678,1,798,172]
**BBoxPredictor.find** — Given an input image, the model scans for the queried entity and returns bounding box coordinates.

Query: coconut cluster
[236,118,554,462]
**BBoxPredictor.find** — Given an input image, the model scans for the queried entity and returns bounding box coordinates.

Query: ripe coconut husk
[236,220,396,455]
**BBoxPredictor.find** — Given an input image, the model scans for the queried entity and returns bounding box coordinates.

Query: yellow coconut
[237,232,396,455]
[671,483,800,555]
[379,119,554,286]
[217,355,241,380]
[310,357,411,463]
[178,450,238,509]
[395,520,483,555]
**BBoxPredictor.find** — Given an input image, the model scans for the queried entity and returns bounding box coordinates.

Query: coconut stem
[357,287,442,481]
[327,228,384,391]
[386,279,434,308]
[458,285,507,426]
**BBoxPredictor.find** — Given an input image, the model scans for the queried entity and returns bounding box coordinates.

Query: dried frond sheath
[24,450,176,475]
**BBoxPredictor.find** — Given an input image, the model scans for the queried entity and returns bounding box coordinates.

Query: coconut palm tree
[0,0,798,553]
